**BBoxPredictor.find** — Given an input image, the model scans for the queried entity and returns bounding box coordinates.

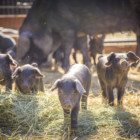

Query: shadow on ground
[113,107,140,139]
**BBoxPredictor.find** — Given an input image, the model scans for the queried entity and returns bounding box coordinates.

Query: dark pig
[12,63,44,94]
[18,30,61,66]
[53,45,64,69]
[50,64,91,131]
[53,35,91,68]
[89,34,105,65]
[0,33,16,58]
[73,35,91,67]
[18,0,140,71]
[0,54,17,90]
[97,51,139,106]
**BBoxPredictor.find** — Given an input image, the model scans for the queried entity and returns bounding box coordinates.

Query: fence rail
[104,39,136,43]
[0,0,33,15]
[0,5,31,9]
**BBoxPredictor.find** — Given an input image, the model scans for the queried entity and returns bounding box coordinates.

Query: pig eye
[72,90,77,94]
[114,58,119,63]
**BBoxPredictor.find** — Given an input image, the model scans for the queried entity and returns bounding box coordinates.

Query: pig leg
[63,109,71,127]
[81,84,90,110]
[107,87,114,106]
[77,37,91,67]
[81,94,88,110]
[71,103,80,132]
[80,48,91,68]
[117,88,125,106]
[73,51,77,63]
[93,55,96,65]
[6,79,12,91]
[102,90,107,98]
[38,79,44,92]
[136,35,140,57]
[62,47,72,71]
[102,89,108,104]
[61,31,75,71]
[98,78,107,103]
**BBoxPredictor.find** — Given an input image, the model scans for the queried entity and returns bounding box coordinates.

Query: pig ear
[127,51,140,63]
[32,62,38,67]
[34,68,44,78]
[75,79,86,94]
[98,55,103,61]
[106,52,116,65]
[6,54,17,66]
[50,79,61,91]
[12,67,21,79]
[130,61,139,68]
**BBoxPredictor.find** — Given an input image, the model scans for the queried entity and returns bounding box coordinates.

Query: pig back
[97,56,108,73]
[97,56,110,81]
[64,64,91,88]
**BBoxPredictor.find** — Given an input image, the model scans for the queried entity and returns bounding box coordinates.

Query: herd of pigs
[1,0,140,134]
[0,31,139,132]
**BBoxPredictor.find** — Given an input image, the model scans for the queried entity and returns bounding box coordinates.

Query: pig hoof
[71,128,77,136]
[81,102,87,110]
[109,102,114,106]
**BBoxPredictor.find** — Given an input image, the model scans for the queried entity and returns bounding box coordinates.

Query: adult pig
[73,35,91,67]
[53,35,91,68]
[12,63,44,94]
[50,64,91,130]
[0,54,17,90]
[89,34,105,65]
[97,51,139,106]
[0,33,16,58]
[18,0,140,71]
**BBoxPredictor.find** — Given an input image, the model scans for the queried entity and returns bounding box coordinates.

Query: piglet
[97,51,139,106]
[0,54,17,91]
[12,63,44,94]
[50,64,91,131]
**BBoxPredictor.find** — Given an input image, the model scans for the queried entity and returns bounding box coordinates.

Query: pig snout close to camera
[12,63,44,94]
[50,64,91,131]
[0,54,17,91]
[97,51,139,106]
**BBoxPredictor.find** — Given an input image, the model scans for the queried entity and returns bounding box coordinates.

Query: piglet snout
[63,101,72,109]
[22,82,30,90]
[120,60,128,68]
